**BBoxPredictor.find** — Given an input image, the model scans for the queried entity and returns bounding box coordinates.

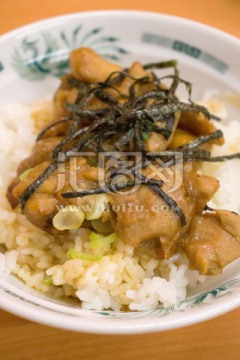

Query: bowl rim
[1,282,240,334]
[0,10,240,334]
[1,9,240,45]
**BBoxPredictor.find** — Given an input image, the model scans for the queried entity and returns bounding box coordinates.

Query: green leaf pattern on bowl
[11,25,128,81]
[97,278,240,318]
[1,278,240,318]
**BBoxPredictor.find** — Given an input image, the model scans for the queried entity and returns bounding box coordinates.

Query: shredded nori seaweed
[18,59,240,226]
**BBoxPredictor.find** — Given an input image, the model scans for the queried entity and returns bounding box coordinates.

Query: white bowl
[0,10,240,334]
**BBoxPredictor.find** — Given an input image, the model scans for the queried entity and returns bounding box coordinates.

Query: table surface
[0,1,240,359]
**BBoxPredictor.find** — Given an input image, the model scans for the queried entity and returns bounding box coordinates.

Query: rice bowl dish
[0,11,240,334]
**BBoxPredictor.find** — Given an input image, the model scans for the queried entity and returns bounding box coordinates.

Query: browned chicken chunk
[70,47,122,83]
[11,158,100,233]
[108,171,219,258]
[179,111,224,146]
[17,137,63,176]
[183,210,240,275]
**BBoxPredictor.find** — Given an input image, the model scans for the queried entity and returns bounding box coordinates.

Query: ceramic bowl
[0,10,240,334]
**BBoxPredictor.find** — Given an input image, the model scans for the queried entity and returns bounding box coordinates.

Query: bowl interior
[0,11,240,333]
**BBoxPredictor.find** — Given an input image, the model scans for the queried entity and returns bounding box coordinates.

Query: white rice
[0,97,239,311]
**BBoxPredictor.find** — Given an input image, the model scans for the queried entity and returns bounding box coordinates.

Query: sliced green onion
[101,232,118,244]
[53,206,85,230]
[91,219,113,234]
[67,248,103,261]
[89,232,105,252]
[67,232,118,261]
[85,194,108,220]
[89,232,118,252]
[42,276,53,286]
[19,168,33,181]
[142,131,150,141]
[89,232,105,242]
[90,240,103,251]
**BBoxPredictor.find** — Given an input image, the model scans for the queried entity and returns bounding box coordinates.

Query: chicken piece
[108,170,219,258]
[144,113,181,152]
[109,184,193,258]
[17,137,63,176]
[6,177,20,209]
[183,210,240,275]
[217,209,240,237]
[31,101,55,133]
[178,111,224,146]
[54,89,69,117]
[55,50,119,115]
[7,137,63,209]
[37,117,71,140]
[117,63,177,153]
[117,61,152,97]
[54,85,107,118]
[70,48,122,83]
[185,172,220,212]
[53,74,77,117]
[169,129,197,149]
[14,162,59,198]
[11,161,62,232]
[11,158,100,233]
[58,74,76,91]
[24,193,60,233]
